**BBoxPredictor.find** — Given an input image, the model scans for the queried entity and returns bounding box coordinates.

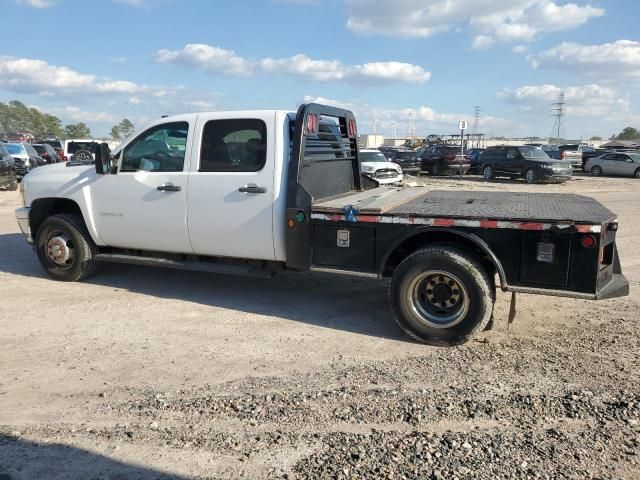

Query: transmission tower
[551,92,566,142]
[473,106,482,147]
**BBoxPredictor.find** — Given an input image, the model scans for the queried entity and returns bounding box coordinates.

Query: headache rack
[285,103,362,270]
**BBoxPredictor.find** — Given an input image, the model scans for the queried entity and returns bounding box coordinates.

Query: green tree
[64,123,91,138]
[590,136,603,141]
[616,127,640,140]
[110,118,135,140]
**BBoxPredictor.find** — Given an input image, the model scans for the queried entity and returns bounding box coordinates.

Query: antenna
[551,92,565,142]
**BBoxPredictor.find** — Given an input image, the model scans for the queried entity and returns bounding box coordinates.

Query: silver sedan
[585,152,640,178]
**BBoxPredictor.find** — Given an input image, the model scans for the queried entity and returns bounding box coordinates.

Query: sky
[1,0,638,139]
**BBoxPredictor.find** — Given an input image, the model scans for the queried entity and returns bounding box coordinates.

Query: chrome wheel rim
[483,167,492,180]
[75,152,91,161]
[46,232,75,268]
[406,270,469,329]
[592,166,601,176]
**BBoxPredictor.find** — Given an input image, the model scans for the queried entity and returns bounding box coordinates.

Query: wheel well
[30,198,83,238]
[381,230,505,288]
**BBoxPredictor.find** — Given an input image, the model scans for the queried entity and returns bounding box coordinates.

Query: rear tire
[35,214,98,281]
[591,165,603,177]
[389,246,495,345]
[634,168,640,179]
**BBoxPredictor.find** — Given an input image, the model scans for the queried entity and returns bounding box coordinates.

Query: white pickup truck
[15,104,628,345]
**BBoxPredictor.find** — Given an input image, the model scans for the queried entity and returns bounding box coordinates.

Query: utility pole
[551,92,565,143]
[373,119,379,135]
[392,121,397,139]
[473,106,482,147]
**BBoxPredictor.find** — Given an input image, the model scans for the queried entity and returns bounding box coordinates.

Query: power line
[551,92,565,141]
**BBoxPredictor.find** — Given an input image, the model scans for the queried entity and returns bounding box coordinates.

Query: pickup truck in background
[14,104,629,345]
[558,144,596,169]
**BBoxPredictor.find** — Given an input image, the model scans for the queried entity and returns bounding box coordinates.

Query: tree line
[0,100,134,140]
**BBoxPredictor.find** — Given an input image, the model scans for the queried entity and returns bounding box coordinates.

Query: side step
[95,253,276,278]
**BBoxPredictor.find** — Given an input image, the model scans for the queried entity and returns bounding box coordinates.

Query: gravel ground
[0,174,639,479]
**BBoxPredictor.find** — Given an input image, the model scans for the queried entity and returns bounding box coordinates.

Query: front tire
[634,168,640,179]
[591,165,603,177]
[482,165,494,181]
[389,246,495,345]
[525,168,536,184]
[7,170,18,191]
[35,214,98,281]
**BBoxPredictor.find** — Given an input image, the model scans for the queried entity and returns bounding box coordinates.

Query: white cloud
[155,44,431,85]
[49,106,117,123]
[0,55,177,97]
[512,45,528,54]
[472,35,495,50]
[301,95,515,136]
[345,0,604,47]
[528,40,640,78]
[497,83,630,117]
[16,0,54,8]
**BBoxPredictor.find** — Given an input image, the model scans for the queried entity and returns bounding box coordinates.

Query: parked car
[32,144,61,164]
[0,142,18,190]
[418,145,471,176]
[64,139,100,162]
[6,142,43,178]
[585,152,640,178]
[466,148,485,173]
[426,134,442,142]
[481,145,572,183]
[360,149,403,185]
[378,147,421,174]
[41,139,65,160]
[525,144,562,160]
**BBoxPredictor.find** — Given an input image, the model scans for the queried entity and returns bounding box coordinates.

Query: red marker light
[581,235,596,248]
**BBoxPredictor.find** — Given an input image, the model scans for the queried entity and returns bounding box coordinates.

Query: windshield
[631,154,640,162]
[7,144,25,155]
[33,145,46,155]
[360,152,388,162]
[518,146,550,159]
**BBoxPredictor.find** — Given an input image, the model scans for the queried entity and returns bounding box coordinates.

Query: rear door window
[200,119,267,172]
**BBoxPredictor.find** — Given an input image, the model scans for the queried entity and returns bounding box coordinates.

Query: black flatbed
[389,191,616,225]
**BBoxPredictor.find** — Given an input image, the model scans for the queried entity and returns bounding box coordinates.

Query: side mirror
[95,143,112,175]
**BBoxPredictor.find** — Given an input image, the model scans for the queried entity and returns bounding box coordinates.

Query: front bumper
[15,207,33,243]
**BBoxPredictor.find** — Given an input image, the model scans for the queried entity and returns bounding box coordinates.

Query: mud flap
[508,292,517,334]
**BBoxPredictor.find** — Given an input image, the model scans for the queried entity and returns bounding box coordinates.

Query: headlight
[362,165,375,173]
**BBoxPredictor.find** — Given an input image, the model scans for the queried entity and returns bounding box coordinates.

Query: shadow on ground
[0,435,186,480]
[0,233,407,342]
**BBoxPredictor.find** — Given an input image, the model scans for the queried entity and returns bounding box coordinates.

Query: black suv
[0,142,18,190]
[378,147,421,174]
[481,145,572,184]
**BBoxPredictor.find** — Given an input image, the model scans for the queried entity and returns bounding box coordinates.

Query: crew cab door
[91,120,194,253]
[187,113,276,260]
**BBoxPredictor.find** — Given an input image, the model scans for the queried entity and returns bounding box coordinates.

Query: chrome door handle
[238,184,266,194]
[157,183,181,192]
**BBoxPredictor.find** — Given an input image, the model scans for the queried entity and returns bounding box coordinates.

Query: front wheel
[634,168,640,179]
[482,165,494,181]
[591,165,603,177]
[525,168,536,184]
[35,214,98,281]
[7,169,18,191]
[389,247,495,345]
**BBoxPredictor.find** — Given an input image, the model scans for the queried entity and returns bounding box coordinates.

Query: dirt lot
[1,175,639,479]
